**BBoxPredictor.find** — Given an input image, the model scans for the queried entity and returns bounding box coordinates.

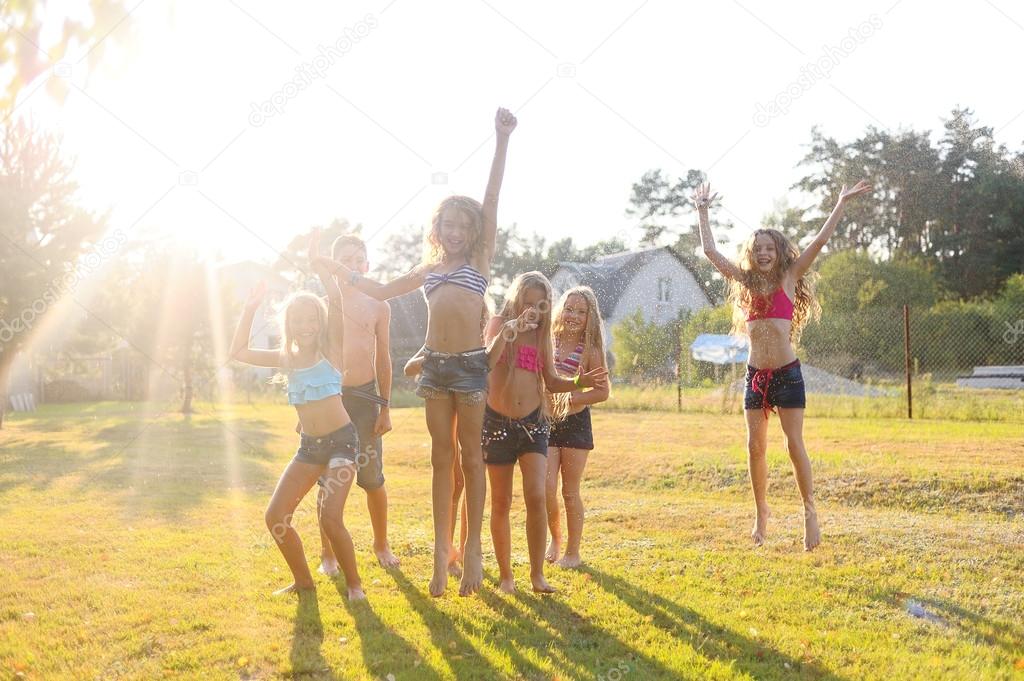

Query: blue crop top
[287,358,342,405]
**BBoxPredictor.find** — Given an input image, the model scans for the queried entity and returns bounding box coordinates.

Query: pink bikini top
[747,288,794,322]
[498,344,541,373]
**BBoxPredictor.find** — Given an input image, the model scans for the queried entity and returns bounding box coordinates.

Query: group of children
[230,107,872,600]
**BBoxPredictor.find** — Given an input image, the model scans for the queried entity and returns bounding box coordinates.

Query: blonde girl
[229,230,364,599]
[694,180,871,550]
[482,272,608,593]
[544,286,610,568]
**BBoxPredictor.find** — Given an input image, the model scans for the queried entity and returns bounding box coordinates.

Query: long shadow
[889,592,1024,655]
[334,581,444,681]
[580,566,851,681]
[474,572,683,680]
[391,570,507,680]
[289,590,338,680]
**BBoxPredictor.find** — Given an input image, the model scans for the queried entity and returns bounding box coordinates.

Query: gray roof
[556,246,708,316]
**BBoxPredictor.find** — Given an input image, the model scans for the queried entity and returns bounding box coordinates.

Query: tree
[375,225,425,280]
[0,120,105,427]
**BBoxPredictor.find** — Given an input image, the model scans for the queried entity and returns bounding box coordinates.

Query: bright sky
[18,0,1024,271]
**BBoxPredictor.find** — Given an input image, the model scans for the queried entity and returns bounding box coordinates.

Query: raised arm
[791,180,872,278]
[229,281,280,367]
[480,107,518,263]
[692,182,743,281]
[309,229,345,369]
[317,257,428,301]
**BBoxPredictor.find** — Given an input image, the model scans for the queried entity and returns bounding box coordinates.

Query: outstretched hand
[578,366,609,389]
[495,107,518,137]
[690,181,720,210]
[838,180,872,204]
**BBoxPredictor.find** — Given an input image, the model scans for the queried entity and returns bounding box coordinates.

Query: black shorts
[744,360,806,417]
[482,405,550,465]
[294,423,358,468]
[548,407,594,451]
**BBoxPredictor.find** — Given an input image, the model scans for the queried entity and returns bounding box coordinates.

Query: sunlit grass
[1,403,1021,679]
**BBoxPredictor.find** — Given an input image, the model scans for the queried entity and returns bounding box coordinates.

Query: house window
[657,277,672,302]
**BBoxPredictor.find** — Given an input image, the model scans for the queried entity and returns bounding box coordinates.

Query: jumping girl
[694,180,871,550]
[544,286,610,568]
[230,229,364,599]
[319,107,517,596]
[482,272,608,593]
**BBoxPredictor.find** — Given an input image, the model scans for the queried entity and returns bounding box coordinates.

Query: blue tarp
[690,334,749,365]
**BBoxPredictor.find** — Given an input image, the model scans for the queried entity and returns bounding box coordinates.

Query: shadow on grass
[335,580,444,681]
[887,592,1024,656]
[290,590,338,680]
[580,566,850,681]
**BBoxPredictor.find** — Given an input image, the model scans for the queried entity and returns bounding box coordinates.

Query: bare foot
[751,507,771,546]
[447,550,463,577]
[429,551,448,598]
[317,559,339,577]
[803,506,821,551]
[531,575,557,594]
[459,546,483,597]
[498,577,516,594]
[348,586,367,601]
[374,544,400,569]
[545,538,561,563]
[273,582,315,596]
[556,554,582,569]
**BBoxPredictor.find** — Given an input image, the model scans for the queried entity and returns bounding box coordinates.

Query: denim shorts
[294,423,358,468]
[548,407,594,451]
[482,405,550,464]
[315,381,384,491]
[416,348,488,403]
[744,360,806,417]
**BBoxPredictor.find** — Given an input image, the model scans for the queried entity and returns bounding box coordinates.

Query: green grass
[1,401,1022,680]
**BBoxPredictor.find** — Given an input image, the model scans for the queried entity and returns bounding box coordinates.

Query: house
[550,246,713,363]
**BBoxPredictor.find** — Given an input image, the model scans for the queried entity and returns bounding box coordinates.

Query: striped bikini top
[423,263,488,298]
[554,340,585,377]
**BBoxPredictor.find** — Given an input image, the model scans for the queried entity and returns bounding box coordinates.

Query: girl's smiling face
[752,233,779,273]
[561,293,588,334]
[288,300,321,349]
[439,208,475,259]
[520,286,548,326]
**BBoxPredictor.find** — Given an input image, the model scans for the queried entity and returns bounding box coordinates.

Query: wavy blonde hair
[728,228,821,344]
[425,195,484,264]
[496,271,568,422]
[273,292,330,374]
[550,286,606,417]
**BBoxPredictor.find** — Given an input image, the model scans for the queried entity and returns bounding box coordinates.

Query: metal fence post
[903,304,912,419]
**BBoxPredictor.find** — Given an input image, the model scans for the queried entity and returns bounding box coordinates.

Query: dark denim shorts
[744,360,806,417]
[315,381,384,491]
[548,407,594,451]
[416,348,488,403]
[294,423,358,468]
[482,405,550,464]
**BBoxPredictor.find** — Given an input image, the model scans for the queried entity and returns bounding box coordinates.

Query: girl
[319,107,516,596]
[694,180,871,551]
[483,272,608,593]
[230,229,364,599]
[544,286,610,568]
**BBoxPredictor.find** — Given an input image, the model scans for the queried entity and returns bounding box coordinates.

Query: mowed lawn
[1,402,1022,680]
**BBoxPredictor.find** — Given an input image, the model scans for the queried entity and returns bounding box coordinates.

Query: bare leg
[519,453,555,593]
[448,436,465,575]
[778,407,819,551]
[487,462,516,593]
[545,446,562,563]
[425,397,457,596]
[365,485,399,568]
[265,460,324,594]
[455,399,487,596]
[315,483,339,576]
[745,409,771,546]
[319,462,364,600]
[555,448,589,568]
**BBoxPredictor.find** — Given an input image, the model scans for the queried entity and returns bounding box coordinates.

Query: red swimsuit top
[746,288,794,322]
[498,344,541,373]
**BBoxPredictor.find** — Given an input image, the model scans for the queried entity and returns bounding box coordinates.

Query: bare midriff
[295,394,351,438]
[423,286,487,353]
[489,330,542,420]
[746,318,798,370]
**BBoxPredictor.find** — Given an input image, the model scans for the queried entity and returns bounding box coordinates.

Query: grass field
[1,401,1022,680]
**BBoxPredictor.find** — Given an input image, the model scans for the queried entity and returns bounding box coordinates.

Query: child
[483,272,608,593]
[315,234,398,575]
[694,180,871,550]
[318,107,517,596]
[230,229,364,599]
[544,286,610,568]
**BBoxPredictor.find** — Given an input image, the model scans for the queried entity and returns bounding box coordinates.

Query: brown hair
[331,234,367,259]
[425,196,483,264]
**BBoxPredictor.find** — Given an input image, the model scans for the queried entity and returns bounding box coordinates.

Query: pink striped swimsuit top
[554,340,585,377]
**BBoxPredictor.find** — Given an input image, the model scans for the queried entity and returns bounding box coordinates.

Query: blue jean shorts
[294,423,358,468]
[416,347,488,404]
[744,360,806,418]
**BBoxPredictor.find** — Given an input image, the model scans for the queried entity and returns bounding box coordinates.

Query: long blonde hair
[274,292,330,369]
[550,286,605,418]
[496,271,568,422]
[727,228,821,344]
[426,196,484,264]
